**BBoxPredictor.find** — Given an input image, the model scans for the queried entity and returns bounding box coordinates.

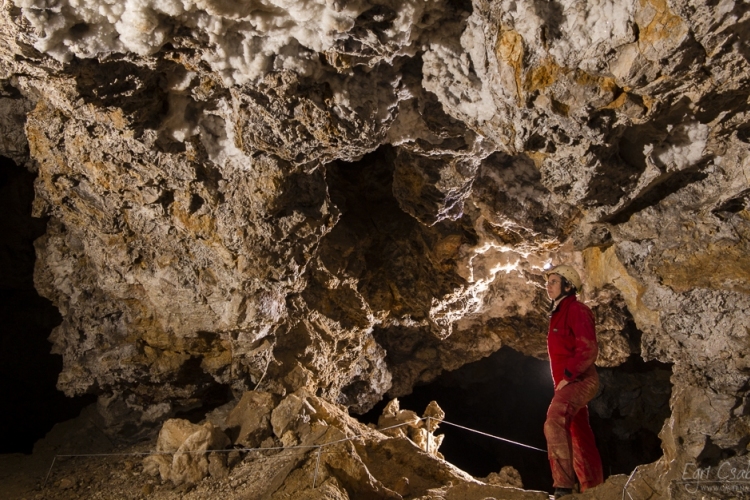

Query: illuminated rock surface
[0,0,749,497]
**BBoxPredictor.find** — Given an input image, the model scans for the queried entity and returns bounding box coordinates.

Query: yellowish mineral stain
[526,151,548,169]
[172,192,217,237]
[575,72,618,94]
[583,245,660,333]
[495,29,524,104]
[602,92,630,110]
[525,59,563,94]
[636,0,688,61]
[657,241,750,294]
[637,0,684,43]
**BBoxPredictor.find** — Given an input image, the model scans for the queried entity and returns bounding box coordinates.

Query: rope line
[42,419,424,487]
[440,420,548,453]
[42,416,547,488]
[622,465,640,500]
[43,456,57,490]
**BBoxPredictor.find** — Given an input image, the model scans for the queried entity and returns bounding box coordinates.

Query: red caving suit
[544,294,604,491]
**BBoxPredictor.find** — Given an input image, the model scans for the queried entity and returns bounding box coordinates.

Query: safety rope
[43,418,425,487]
[621,465,640,500]
[42,416,547,488]
[440,420,547,453]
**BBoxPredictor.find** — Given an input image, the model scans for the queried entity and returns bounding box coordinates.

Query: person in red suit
[543,264,603,499]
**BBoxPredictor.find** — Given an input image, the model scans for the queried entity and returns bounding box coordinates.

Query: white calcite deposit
[13,0,442,84]
[1,0,749,497]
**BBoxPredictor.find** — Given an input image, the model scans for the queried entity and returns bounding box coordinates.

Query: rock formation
[1,0,749,497]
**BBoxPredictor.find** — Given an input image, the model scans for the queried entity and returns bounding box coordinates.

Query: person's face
[546,273,563,301]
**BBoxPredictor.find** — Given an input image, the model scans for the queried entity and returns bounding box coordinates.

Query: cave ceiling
[1,0,750,490]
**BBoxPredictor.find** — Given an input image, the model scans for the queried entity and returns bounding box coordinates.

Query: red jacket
[548,295,598,385]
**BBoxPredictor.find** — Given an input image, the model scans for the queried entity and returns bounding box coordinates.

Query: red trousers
[543,371,603,490]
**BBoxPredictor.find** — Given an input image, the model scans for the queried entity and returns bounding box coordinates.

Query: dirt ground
[0,406,284,500]
[1,405,634,500]
[0,430,325,500]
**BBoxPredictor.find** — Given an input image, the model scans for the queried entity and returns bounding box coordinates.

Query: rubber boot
[553,487,573,499]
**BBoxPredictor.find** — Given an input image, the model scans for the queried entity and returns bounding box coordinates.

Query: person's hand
[555,379,569,391]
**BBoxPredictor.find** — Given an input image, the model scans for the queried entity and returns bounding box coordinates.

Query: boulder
[225,390,276,448]
[482,465,524,489]
[143,419,230,486]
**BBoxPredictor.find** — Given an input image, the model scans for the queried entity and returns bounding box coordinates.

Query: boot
[553,487,573,499]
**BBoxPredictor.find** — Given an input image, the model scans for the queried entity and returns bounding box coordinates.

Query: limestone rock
[155,419,204,454]
[208,452,229,480]
[225,390,276,448]
[392,148,479,226]
[187,389,542,499]
[482,465,525,489]
[377,398,422,438]
[0,89,33,166]
[377,398,446,458]
[419,481,547,500]
[171,423,231,486]
[145,419,230,486]
[2,0,750,496]
[423,400,445,433]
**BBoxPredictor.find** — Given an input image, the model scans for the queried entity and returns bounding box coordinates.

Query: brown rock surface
[224,390,276,447]
[1,0,749,497]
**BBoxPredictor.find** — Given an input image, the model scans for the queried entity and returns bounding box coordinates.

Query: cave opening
[361,346,673,493]
[0,155,96,454]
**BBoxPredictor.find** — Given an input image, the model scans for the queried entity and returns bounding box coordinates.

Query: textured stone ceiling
[1,0,749,496]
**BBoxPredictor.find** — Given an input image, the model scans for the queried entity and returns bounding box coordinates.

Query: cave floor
[0,446,291,500]
[0,411,632,500]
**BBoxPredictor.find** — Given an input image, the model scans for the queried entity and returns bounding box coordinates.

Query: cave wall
[0,155,97,453]
[1,0,749,495]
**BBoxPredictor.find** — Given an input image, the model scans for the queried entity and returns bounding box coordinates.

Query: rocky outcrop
[143,418,231,486]
[1,0,749,497]
[140,390,546,499]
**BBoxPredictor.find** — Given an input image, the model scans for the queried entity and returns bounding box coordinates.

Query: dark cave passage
[361,346,672,493]
[0,156,96,454]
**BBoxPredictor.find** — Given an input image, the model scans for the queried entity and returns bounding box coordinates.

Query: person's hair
[560,276,577,296]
